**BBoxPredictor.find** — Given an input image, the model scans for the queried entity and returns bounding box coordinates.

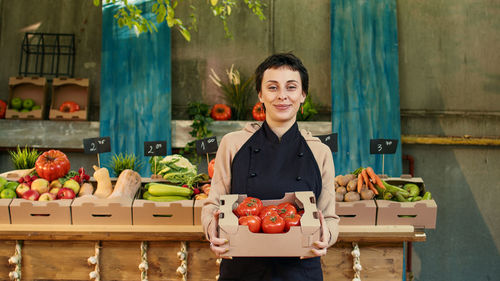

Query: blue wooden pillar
[100,1,172,176]
[331,0,402,176]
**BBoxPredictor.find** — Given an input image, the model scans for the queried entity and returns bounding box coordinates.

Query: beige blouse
[201,122,340,247]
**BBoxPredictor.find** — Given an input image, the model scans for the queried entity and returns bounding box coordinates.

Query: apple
[63,179,80,195]
[49,186,61,195]
[10,97,22,110]
[1,188,16,199]
[15,183,30,197]
[22,189,40,201]
[49,180,62,189]
[38,192,56,201]
[57,188,75,200]
[31,178,50,194]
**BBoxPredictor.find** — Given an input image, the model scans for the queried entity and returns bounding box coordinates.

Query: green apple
[10,97,22,110]
[32,105,41,110]
[20,108,30,112]
[1,188,16,199]
[63,179,80,194]
[0,176,7,189]
[22,98,35,110]
[4,181,19,191]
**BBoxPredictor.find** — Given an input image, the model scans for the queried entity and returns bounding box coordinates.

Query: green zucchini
[148,183,193,197]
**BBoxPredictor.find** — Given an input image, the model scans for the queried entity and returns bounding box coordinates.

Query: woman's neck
[265,118,296,140]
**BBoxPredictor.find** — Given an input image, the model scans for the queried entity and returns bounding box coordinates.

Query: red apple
[57,188,75,200]
[15,183,30,197]
[31,178,50,194]
[22,189,40,201]
[38,192,56,201]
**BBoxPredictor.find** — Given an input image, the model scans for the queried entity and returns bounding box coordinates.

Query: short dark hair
[255,53,309,95]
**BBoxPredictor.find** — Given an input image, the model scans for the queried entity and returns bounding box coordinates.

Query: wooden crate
[49,77,89,120]
[5,76,48,120]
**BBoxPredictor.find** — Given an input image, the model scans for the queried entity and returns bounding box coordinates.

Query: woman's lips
[274,104,291,110]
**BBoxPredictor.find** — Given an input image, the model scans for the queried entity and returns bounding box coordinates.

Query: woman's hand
[310,210,330,257]
[208,210,229,257]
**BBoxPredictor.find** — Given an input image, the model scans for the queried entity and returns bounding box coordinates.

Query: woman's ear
[258,92,263,103]
[301,91,307,103]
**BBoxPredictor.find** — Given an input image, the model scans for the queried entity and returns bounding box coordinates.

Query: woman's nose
[277,89,288,100]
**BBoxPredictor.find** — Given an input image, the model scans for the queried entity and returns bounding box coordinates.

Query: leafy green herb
[180,102,213,161]
[58,170,79,185]
[108,153,144,177]
[8,145,41,169]
[297,95,318,121]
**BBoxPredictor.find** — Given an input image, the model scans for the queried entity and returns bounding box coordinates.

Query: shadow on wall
[406,144,500,281]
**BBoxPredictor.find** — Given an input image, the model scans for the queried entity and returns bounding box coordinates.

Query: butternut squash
[92,165,113,199]
[107,169,141,199]
[78,182,94,197]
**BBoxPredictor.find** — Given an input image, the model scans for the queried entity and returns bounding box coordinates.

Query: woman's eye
[268,86,277,91]
[287,85,297,90]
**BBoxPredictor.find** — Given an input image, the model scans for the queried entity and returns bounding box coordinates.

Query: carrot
[361,169,370,189]
[357,173,363,193]
[366,166,385,190]
[367,180,379,195]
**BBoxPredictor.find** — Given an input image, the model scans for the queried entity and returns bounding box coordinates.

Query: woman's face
[258,67,306,125]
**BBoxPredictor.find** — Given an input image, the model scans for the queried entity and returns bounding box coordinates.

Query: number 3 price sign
[370,139,398,175]
[144,141,167,176]
[83,137,111,168]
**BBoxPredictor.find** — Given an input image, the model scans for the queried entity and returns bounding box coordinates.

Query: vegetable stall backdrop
[100,0,172,176]
[331,0,402,176]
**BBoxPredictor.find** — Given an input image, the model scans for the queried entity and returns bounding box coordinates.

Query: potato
[345,174,356,182]
[336,192,345,202]
[360,189,375,200]
[344,191,360,202]
[336,186,347,195]
[346,179,358,192]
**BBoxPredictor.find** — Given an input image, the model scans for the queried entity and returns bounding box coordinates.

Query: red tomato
[0,99,6,119]
[208,159,215,178]
[262,214,285,233]
[244,197,263,210]
[252,102,266,121]
[298,209,305,216]
[35,150,71,181]
[284,213,301,232]
[59,101,80,113]
[210,104,232,120]
[235,199,262,217]
[277,202,297,218]
[238,215,262,233]
[259,205,279,220]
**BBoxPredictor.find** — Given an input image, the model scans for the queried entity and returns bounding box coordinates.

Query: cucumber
[148,183,193,197]
[382,180,410,198]
[422,192,432,200]
[145,195,191,202]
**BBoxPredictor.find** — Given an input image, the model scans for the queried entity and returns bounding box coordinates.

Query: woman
[202,53,339,280]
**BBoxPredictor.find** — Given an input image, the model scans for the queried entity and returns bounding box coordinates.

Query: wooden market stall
[0,224,425,280]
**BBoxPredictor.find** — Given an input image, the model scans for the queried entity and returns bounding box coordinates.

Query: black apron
[219,122,323,281]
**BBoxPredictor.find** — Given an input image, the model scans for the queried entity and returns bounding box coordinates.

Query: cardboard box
[375,177,437,229]
[0,198,13,224]
[9,199,72,224]
[193,199,206,226]
[218,191,321,258]
[71,196,133,225]
[49,77,89,120]
[133,188,194,225]
[6,76,48,120]
[336,200,377,225]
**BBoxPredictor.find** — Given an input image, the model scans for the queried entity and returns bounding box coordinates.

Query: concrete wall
[0,0,499,280]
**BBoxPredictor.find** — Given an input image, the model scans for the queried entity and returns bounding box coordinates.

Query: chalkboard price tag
[196,136,218,155]
[316,133,338,153]
[83,137,111,154]
[144,141,167,157]
[370,139,398,154]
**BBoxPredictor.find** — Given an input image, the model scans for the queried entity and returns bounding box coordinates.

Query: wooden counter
[0,224,425,280]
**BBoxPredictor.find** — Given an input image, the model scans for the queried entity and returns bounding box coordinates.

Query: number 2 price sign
[195,136,218,167]
[370,139,398,174]
[83,137,111,168]
[144,141,167,175]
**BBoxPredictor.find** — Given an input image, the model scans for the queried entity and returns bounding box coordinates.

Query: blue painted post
[100,1,172,177]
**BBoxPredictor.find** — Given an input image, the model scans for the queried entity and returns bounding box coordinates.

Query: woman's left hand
[311,210,330,257]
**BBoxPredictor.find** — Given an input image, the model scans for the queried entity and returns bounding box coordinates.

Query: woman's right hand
[208,210,229,257]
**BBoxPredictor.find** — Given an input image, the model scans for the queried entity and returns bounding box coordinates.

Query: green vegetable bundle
[149,154,209,187]
[376,180,432,202]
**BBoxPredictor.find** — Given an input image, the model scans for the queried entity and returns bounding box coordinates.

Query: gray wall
[0,0,499,280]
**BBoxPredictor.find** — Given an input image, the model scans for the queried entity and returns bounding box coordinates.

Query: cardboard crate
[375,177,437,229]
[49,78,89,120]
[9,199,72,224]
[193,199,206,226]
[219,191,321,258]
[336,200,377,225]
[133,188,194,225]
[5,76,48,120]
[71,196,133,225]
[0,198,12,224]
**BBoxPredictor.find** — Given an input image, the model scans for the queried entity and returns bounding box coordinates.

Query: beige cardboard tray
[376,177,437,229]
[71,196,133,225]
[9,198,72,224]
[336,200,377,225]
[193,198,206,226]
[6,76,48,120]
[0,198,13,224]
[133,198,194,225]
[49,77,89,121]
[219,191,321,258]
